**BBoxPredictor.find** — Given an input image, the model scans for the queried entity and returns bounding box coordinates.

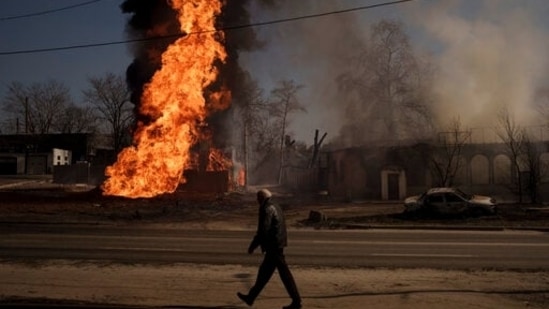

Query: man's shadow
[151,273,255,309]
[160,270,549,308]
[161,306,242,309]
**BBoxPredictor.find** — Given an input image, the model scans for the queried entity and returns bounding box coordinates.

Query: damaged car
[404,187,497,217]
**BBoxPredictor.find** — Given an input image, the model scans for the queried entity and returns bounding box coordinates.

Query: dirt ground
[1,180,549,308]
[1,261,548,309]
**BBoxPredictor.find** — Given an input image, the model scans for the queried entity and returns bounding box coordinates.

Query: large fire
[102,0,229,198]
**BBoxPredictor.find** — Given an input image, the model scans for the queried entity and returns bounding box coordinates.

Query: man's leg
[275,251,301,306]
[243,253,277,303]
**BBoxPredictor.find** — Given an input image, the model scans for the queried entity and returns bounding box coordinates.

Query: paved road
[2,223,549,270]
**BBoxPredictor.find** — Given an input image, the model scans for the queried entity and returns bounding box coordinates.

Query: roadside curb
[2,219,549,232]
[342,223,549,232]
[343,223,505,231]
[0,181,43,189]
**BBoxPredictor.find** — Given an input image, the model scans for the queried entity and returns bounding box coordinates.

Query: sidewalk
[1,261,548,309]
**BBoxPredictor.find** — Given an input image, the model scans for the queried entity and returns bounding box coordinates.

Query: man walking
[237,189,302,309]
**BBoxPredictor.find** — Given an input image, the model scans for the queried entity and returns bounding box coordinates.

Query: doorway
[388,173,400,200]
[381,168,406,201]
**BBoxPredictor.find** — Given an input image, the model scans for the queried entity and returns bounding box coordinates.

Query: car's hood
[470,195,496,206]
[404,195,420,204]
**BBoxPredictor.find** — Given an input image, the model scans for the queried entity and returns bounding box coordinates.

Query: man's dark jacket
[249,199,288,253]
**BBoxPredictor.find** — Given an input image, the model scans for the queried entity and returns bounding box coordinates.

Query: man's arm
[248,205,275,254]
[263,205,275,234]
[248,235,259,254]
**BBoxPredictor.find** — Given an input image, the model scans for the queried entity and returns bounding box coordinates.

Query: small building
[0,133,90,175]
[0,133,110,177]
[53,148,72,166]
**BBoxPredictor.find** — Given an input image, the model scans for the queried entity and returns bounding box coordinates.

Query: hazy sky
[2,0,549,143]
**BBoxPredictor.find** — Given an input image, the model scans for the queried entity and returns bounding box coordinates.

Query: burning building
[102,0,253,198]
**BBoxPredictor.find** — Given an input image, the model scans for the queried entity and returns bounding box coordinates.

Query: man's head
[257,189,272,204]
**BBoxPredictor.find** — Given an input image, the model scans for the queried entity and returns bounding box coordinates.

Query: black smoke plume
[207,0,265,147]
[120,0,271,148]
[120,0,179,109]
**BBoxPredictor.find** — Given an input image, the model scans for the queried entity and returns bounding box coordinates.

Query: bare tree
[233,74,269,186]
[2,80,73,134]
[534,85,549,117]
[497,108,525,202]
[83,73,133,153]
[520,133,545,203]
[234,77,288,185]
[337,19,434,145]
[498,107,547,203]
[1,81,26,133]
[429,117,470,187]
[269,79,306,184]
[53,104,98,134]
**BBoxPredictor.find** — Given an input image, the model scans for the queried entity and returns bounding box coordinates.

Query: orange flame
[207,148,232,171]
[237,167,246,187]
[102,0,227,198]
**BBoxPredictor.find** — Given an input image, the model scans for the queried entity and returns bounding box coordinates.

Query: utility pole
[24,97,29,134]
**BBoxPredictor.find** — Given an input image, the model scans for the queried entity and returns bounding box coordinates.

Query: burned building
[305,141,549,203]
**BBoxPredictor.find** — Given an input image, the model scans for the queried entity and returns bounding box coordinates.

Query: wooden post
[310,129,327,168]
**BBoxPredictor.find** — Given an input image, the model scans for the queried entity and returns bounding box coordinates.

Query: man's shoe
[282,302,302,309]
[237,292,253,306]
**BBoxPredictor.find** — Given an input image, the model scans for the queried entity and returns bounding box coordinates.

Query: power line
[0,0,104,21]
[223,0,415,32]
[0,0,415,56]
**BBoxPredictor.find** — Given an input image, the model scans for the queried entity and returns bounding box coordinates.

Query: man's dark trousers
[248,248,301,303]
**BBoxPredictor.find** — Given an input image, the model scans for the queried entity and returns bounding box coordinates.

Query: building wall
[53,162,90,184]
[328,150,364,200]
[323,143,549,203]
[0,155,18,174]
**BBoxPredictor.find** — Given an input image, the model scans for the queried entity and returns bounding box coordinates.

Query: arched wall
[471,154,489,184]
[493,154,511,184]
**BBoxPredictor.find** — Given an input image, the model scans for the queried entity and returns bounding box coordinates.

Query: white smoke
[240,1,366,143]
[241,0,549,144]
[413,0,549,129]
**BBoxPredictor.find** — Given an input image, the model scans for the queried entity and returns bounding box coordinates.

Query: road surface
[1,223,548,270]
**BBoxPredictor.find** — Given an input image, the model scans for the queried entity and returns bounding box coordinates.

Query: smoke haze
[119,0,549,146]
[240,0,549,144]
[241,1,365,144]
[415,0,549,128]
